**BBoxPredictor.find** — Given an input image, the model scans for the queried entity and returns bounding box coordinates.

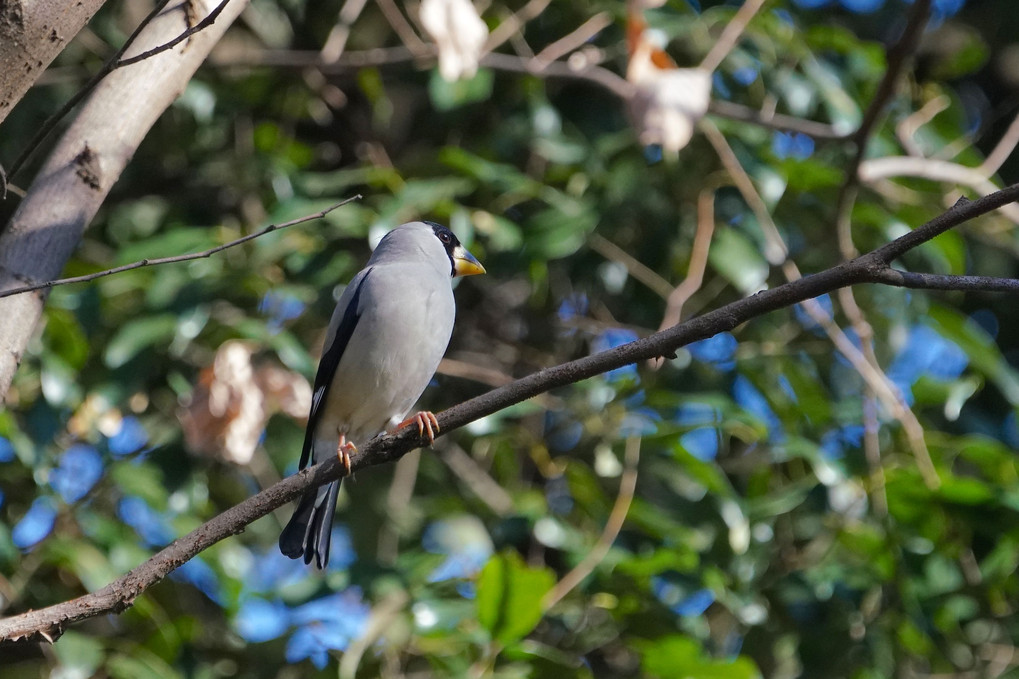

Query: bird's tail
[279,480,340,569]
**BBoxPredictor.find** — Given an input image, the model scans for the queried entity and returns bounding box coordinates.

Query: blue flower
[49,444,103,503]
[172,558,223,603]
[688,333,737,370]
[732,65,759,86]
[260,291,307,333]
[423,517,493,582]
[545,475,574,515]
[773,131,815,159]
[652,577,715,617]
[118,496,174,546]
[544,410,583,452]
[13,497,58,549]
[887,324,968,395]
[681,427,719,461]
[839,0,884,12]
[0,436,14,462]
[592,329,640,382]
[286,590,371,667]
[794,294,833,333]
[245,547,311,594]
[108,417,149,457]
[733,375,784,441]
[675,402,722,427]
[820,424,866,459]
[557,293,589,323]
[236,598,291,643]
[619,407,661,437]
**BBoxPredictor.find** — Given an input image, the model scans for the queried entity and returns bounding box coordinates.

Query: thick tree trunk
[0,0,109,125]
[0,0,249,399]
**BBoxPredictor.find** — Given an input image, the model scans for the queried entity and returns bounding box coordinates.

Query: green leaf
[429,68,494,111]
[709,227,769,294]
[476,551,555,645]
[640,635,761,679]
[43,308,89,369]
[103,314,179,368]
[52,630,105,676]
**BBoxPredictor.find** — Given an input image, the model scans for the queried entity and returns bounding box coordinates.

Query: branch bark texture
[2,183,1017,646]
[0,0,249,399]
[0,0,108,126]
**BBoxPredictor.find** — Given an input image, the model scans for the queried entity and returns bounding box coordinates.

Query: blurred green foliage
[3,0,1019,677]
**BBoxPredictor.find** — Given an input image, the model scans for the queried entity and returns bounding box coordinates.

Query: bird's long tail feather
[279,480,340,569]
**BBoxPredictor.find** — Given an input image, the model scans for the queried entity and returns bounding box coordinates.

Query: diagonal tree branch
[2,183,1018,647]
[0,197,360,300]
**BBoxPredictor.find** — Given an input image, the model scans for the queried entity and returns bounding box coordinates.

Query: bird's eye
[439,232,451,244]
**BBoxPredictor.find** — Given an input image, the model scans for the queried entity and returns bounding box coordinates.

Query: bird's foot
[396,411,440,443]
[337,434,357,476]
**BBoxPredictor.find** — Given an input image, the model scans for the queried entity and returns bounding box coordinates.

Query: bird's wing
[298,267,375,470]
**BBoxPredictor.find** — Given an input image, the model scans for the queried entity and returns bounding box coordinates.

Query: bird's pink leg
[337,432,357,476]
[395,411,440,443]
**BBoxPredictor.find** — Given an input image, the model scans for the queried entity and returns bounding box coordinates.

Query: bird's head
[372,221,485,278]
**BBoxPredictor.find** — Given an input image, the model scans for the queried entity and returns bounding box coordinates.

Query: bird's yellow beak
[452,245,486,277]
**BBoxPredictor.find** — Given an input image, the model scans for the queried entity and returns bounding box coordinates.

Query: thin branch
[532,12,612,67]
[859,156,1019,223]
[441,444,515,516]
[543,436,640,611]
[707,100,846,140]
[588,233,674,300]
[484,0,552,54]
[0,196,360,300]
[8,0,232,180]
[210,47,847,140]
[868,268,1019,293]
[699,0,767,73]
[319,0,371,62]
[116,0,233,68]
[649,188,718,370]
[376,0,430,56]
[980,110,1019,177]
[896,95,951,157]
[851,0,931,149]
[2,184,1019,645]
[704,117,939,486]
[657,188,717,331]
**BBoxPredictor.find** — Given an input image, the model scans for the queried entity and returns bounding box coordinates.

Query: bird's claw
[397,411,440,443]
[337,434,357,476]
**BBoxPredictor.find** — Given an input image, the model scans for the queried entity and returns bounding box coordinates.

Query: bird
[279,221,485,568]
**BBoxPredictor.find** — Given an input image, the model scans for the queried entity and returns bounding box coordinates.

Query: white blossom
[627,31,711,153]
[420,0,488,82]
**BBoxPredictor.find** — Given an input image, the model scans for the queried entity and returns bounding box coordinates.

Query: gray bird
[279,221,485,568]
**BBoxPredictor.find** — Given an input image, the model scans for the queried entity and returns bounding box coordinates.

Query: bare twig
[320,0,371,62]
[860,156,1019,223]
[8,0,232,180]
[980,111,1019,177]
[704,118,939,486]
[658,189,718,332]
[377,0,430,56]
[0,196,360,300]
[2,185,1019,645]
[707,100,846,140]
[588,233,674,300]
[543,436,640,611]
[648,188,717,370]
[441,444,515,516]
[896,95,951,157]
[699,0,768,73]
[532,13,612,67]
[484,0,553,54]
